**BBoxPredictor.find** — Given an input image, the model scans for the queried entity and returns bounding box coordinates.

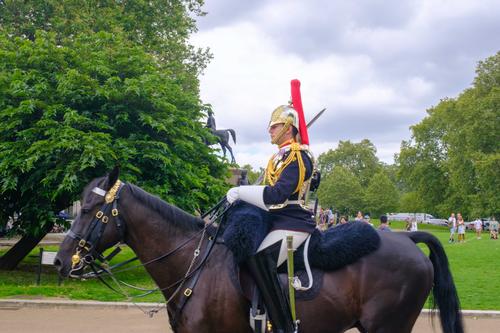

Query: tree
[317,166,364,217]
[399,192,425,213]
[0,0,211,89]
[317,139,381,187]
[0,1,227,269]
[397,52,500,219]
[364,171,399,217]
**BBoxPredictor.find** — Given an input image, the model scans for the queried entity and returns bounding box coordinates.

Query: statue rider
[226,80,315,333]
[206,110,216,132]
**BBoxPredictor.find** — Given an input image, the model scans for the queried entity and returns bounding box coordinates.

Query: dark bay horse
[55,169,463,333]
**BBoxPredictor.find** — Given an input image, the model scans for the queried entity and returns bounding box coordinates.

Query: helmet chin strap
[271,118,293,145]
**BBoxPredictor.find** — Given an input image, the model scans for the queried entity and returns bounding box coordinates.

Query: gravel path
[1,306,498,332]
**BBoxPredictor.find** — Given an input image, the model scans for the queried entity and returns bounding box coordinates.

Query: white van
[387,213,447,225]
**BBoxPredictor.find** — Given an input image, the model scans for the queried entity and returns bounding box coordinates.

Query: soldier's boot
[246,241,295,333]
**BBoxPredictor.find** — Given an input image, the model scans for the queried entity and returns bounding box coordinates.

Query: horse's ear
[106,165,120,190]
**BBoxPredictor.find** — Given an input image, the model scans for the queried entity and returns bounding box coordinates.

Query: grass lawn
[0,245,164,304]
[1,222,499,310]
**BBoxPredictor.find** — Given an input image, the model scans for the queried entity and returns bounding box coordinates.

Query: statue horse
[205,110,236,164]
[55,168,463,333]
[212,128,236,164]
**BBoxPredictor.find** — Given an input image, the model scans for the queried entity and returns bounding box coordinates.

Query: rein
[68,180,230,319]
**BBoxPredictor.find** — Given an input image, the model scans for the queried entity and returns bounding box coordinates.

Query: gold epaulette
[265,143,307,194]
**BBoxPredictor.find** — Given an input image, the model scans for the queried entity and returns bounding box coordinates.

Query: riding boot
[246,241,295,333]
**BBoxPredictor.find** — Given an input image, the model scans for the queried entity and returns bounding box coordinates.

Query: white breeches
[257,230,309,267]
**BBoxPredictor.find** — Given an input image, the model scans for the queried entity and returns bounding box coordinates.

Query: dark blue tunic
[263,150,316,233]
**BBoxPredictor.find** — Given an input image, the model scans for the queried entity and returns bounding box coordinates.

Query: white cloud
[192,0,500,169]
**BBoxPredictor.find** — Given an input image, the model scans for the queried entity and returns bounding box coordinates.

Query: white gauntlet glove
[226,187,240,204]
[226,185,269,211]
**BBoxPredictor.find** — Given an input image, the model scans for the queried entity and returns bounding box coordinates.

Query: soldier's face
[269,123,284,140]
[269,123,292,145]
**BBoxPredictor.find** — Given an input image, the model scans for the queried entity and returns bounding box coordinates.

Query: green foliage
[317,166,364,216]
[399,191,425,212]
[317,139,381,187]
[397,52,500,219]
[364,171,399,217]
[240,164,263,185]
[0,0,211,88]
[317,139,400,215]
[0,1,228,237]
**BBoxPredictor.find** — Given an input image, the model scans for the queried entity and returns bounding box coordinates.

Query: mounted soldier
[226,80,315,333]
[206,109,217,132]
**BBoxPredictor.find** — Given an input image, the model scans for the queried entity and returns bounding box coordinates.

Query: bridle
[67,179,126,278]
[65,178,231,323]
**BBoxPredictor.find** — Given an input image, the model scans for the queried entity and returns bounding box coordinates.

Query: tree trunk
[0,223,53,270]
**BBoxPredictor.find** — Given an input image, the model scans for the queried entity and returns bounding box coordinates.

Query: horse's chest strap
[169,235,217,328]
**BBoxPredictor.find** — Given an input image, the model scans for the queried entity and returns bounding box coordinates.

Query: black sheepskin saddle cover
[222,202,381,271]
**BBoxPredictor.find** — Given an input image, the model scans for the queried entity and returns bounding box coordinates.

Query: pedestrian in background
[378,215,391,232]
[410,217,418,232]
[405,217,411,231]
[355,211,364,222]
[489,217,498,240]
[474,218,483,240]
[448,212,457,243]
[326,208,334,227]
[457,213,465,243]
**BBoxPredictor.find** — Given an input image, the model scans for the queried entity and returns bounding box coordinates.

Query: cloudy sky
[191,0,500,169]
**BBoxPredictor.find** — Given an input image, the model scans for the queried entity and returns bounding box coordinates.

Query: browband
[92,187,107,197]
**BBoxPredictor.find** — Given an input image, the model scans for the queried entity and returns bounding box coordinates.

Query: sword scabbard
[286,235,297,323]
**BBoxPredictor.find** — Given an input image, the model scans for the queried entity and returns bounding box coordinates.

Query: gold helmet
[268,105,300,144]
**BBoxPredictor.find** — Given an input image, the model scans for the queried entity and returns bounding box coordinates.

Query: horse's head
[55,167,126,278]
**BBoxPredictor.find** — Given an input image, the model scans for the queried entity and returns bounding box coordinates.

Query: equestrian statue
[206,109,236,164]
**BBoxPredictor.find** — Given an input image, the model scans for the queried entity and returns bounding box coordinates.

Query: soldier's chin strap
[271,116,294,145]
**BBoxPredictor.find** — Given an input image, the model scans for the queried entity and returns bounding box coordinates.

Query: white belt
[269,199,305,210]
[285,200,303,205]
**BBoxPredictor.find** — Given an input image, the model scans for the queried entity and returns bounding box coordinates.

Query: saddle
[224,220,381,301]
[236,263,325,302]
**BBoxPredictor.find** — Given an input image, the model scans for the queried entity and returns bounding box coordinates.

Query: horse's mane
[127,183,204,232]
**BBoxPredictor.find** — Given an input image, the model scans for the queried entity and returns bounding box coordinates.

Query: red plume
[290,79,309,145]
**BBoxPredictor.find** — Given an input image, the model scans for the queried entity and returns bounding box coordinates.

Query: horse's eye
[81,208,90,214]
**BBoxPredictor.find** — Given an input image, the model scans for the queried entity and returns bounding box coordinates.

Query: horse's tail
[227,129,236,144]
[407,232,464,333]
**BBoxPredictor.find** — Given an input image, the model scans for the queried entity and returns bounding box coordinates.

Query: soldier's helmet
[268,105,301,145]
[268,105,299,130]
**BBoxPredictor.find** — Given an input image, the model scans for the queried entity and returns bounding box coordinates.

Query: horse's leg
[219,141,227,159]
[294,270,360,333]
[226,145,236,164]
[356,233,434,333]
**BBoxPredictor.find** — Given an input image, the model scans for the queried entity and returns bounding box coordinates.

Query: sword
[306,108,326,128]
[286,235,298,331]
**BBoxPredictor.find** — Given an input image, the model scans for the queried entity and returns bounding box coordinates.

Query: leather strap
[169,234,217,329]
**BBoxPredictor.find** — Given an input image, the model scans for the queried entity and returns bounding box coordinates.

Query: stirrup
[249,309,267,333]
